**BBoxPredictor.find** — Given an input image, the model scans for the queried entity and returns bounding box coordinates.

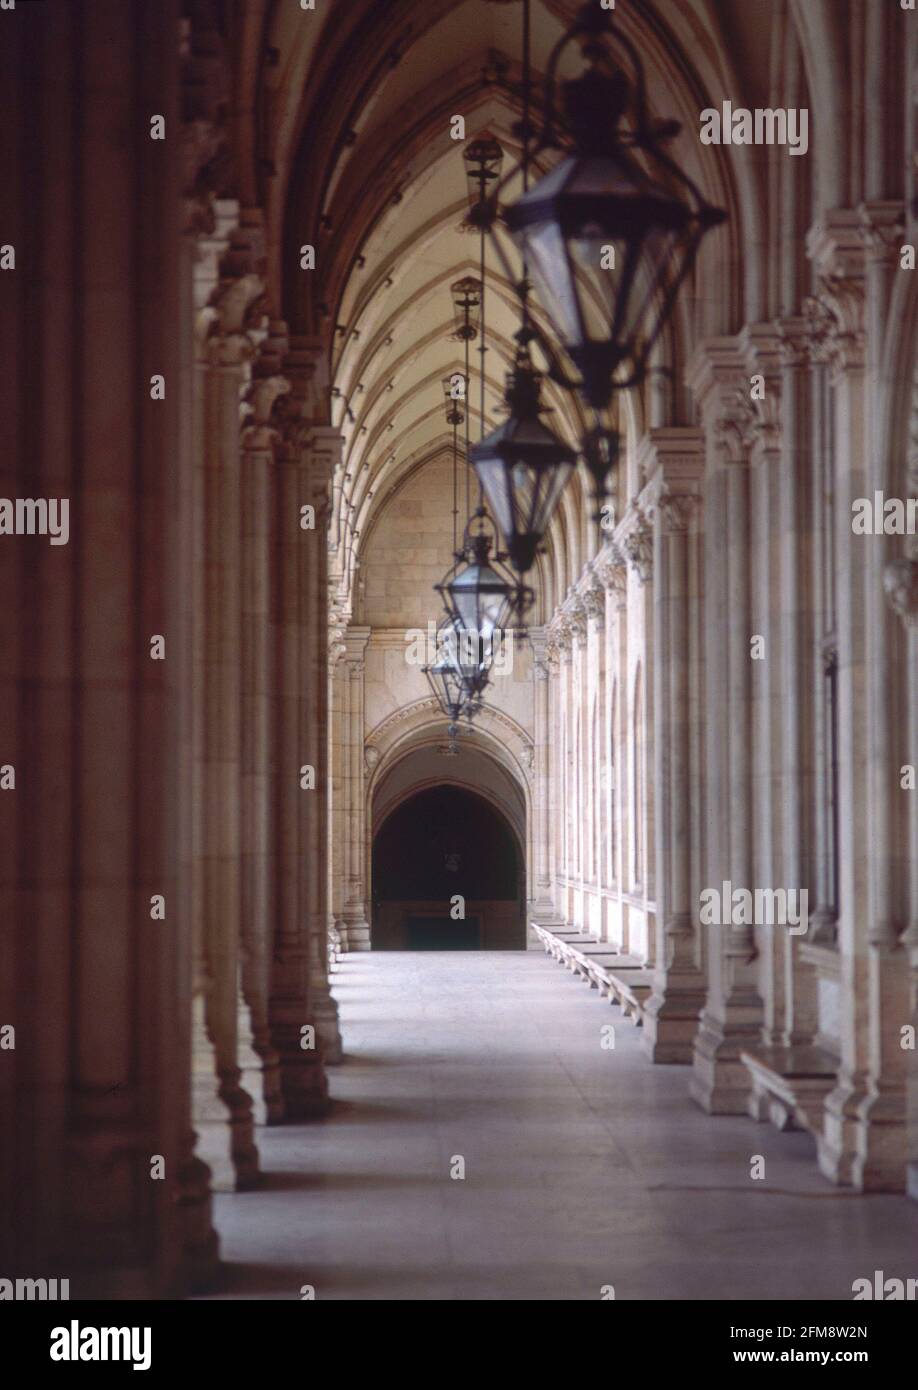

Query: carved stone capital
[623,518,653,584]
[858,200,907,265]
[583,582,606,625]
[564,599,588,642]
[589,543,625,610]
[805,212,867,376]
[776,315,811,369]
[657,491,702,534]
[804,278,866,377]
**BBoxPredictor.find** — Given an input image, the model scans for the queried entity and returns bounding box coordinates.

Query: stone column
[741,325,786,1051]
[300,421,344,1058]
[584,577,606,933]
[806,213,893,1185]
[554,618,573,916]
[528,627,562,922]
[688,340,764,1113]
[327,628,348,947]
[340,627,372,949]
[596,548,627,939]
[886,552,918,1198]
[191,257,264,1191]
[640,431,707,1063]
[544,629,565,919]
[239,341,289,1123]
[268,398,330,1117]
[622,508,654,955]
[567,599,588,927]
[775,315,821,1048]
[0,0,218,1293]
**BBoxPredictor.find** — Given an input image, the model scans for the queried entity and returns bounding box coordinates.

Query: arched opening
[371,784,525,950]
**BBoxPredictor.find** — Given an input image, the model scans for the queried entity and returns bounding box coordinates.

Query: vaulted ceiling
[221,0,872,616]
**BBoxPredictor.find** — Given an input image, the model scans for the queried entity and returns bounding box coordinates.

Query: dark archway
[371,785,525,950]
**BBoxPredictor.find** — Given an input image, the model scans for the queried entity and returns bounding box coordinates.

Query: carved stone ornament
[658,491,701,534]
[623,521,653,584]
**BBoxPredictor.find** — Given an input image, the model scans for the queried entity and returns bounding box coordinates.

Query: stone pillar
[567,600,588,927]
[544,630,565,920]
[640,431,707,1063]
[584,577,606,934]
[299,419,344,1058]
[239,340,289,1123]
[557,621,573,913]
[340,627,372,949]
[622,508,654,956]
[741,325,786,1051]
[596,548,627,939]
[327,629,349,947]
[775,315,821,1048]
[806,214,879,1184]
[688,340,764,1113]
[0,0,218,1293]
[268,395,330,1117]
[190,253,263,1191]
[528,627,562,923]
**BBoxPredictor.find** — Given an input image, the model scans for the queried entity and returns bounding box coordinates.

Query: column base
[192,999,243,1192]
[343,917,371,951]
[237,992,283,1125]
[818,1073,868,1186]
[689,996,762,1114]
[641,972,706,1064]
[177,1146,221,1294]
[819,1077,906,1191]
[312,987,344,1064]
[195,1069,260,1193]
[269,1011,331,1119]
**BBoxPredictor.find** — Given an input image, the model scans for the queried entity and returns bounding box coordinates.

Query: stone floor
[201,951,918,1300]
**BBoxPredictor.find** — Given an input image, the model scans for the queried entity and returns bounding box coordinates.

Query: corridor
[206,954,918,1302]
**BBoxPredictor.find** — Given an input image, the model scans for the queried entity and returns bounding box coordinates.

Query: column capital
[583,581,605,626]
[776,314,811,369]
[562,597,588,642]
[594,542,628,607]
[686,336,757,467]
[858,199,907,266]
[656,491,702,534]
[342,625,371,664]
[617,507,653,584]
[639,428,705,530]
[240,373,291,454]
[805,210,867,375]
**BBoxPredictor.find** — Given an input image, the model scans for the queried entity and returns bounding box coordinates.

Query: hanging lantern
[463,135,504,211]
[470,328,576,574]
[502,3,726,412]
[450,276,482,341]
[423,617,488,721]
[436,514,521,639]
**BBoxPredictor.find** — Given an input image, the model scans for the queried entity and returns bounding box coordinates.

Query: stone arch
[364,697,534,943]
